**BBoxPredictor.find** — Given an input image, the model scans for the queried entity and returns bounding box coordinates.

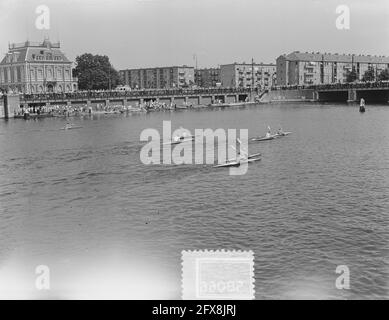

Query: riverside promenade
[2,81,389,119]
[1,87,258,119]
[20,81,389,105]
[20,87,255,109]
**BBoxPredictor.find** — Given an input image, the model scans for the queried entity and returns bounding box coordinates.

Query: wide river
[0,102,388,299]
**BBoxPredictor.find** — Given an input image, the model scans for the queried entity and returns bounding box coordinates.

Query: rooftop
[9,40,61,51]
[121,65,194,71]
[1,39,71,65]
[280,51,389,64]
[221,62,276,67]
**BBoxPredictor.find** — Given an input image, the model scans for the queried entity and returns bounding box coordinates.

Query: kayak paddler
[265,126,272,138]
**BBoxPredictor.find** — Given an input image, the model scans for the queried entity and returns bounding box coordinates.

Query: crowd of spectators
[21,87,254,102]
[271,80,389,91]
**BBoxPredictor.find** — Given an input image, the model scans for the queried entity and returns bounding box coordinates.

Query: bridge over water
[272,82,389,103]
[18,87,255,109]
[2,82,388,118]
[314,82,389,103]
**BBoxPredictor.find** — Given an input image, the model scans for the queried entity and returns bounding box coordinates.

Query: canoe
[163,136,194,145]
[275,132,292,137]
[60,126,83,130]
[251,135,276,141]
[213,157,261,168]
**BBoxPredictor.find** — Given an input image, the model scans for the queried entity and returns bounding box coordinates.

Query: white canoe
[213,157,261,168]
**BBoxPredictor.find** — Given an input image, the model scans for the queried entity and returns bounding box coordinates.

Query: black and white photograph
[0,0,388,305]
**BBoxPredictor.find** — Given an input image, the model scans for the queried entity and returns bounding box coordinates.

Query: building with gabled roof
[0,39,78,94]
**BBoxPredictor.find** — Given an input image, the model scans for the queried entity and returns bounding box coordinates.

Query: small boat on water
[163,134,195,145]
[251,135,276,141]
[252,126,291,141]
[213,157,261,168]
[275,131,292,137]
[60,123,82,130]
[214,139,261,168]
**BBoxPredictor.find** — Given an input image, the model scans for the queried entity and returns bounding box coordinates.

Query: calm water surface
[0,103,388,299]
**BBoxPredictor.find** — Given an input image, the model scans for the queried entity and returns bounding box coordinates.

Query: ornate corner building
[0,39,78,94]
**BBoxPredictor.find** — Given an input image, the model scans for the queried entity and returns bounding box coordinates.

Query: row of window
[0,66,71,83]
[29,68,70,80]
[31,54,63,61]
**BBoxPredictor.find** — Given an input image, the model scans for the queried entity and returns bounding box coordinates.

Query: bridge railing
[20,87,254,102]
[271,81,389,91]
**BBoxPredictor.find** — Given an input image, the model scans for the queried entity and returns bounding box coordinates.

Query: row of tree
[346,67,389,83]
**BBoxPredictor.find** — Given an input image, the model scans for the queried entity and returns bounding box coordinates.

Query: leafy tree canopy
[378,68,389,81]
[73,53,122,90]
[362,68,375,82]
[346,69,358,83]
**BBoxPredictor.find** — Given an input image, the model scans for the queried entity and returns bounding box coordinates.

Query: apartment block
[195,68,221,87]
[220,63,276,89]
[119,66,194,89]
[276,51,389,85]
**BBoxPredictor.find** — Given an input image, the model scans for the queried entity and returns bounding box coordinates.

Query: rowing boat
[251,135,276,141]
[213,157,261,168]
[60,126,83,130]
[162,136,195,145]
[274,131,292,137]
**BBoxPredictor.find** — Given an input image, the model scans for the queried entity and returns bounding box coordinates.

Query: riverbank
[7,100,264,119]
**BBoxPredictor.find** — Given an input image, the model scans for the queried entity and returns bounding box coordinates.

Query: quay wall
[262,89,315,102]
[19,92,251,110]
[1,94,20,119]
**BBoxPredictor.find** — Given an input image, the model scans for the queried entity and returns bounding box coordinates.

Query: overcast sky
[0,0,388,69]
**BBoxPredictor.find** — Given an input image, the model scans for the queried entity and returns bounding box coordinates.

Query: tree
[346,69,358,83]
[378,68,389,81]
[362,68,375,82]
[73,53,122,90]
